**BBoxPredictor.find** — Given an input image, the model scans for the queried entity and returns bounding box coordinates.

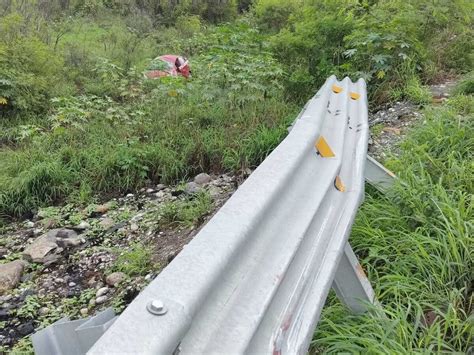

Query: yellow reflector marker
[315,136,335,158]
[334,176,345,192]
[350,92,360,100]
[332,85,343,93]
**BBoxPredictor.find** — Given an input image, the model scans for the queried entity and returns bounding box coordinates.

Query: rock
[68,282,76,287]
[56,237,82,248]
[94,204,109,215]
[74,221,90,230]
[194,173,211,185]
[42,218,58,230]
[23,231,58,263]
[0,309,10,321]
[208,186,221,198]
[80,308,88,317]
[105,272,126,287]
[100,218,115,229]
[126,193,134,198]
[55,228,77,239]
[96,287,109,298]
[39,307,49,316]
[156,184,166,191]
[155,191,166,199]
[95,295,108,304]
[130,223,139,232]
[146,188,156,194]
[0,247,8,259]
[0,260,26,294]
[0,294,13,303]
[24,221,35,228]
[18,321,35,336]
[55,228,81,248]
[185,182,201,195]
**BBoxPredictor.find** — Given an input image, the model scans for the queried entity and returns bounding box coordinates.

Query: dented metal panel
[88,76,372,355]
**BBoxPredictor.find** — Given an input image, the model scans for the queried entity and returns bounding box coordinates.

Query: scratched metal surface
[88,76,369,355]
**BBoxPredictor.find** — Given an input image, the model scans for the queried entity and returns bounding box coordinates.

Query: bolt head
[147,299,167,315]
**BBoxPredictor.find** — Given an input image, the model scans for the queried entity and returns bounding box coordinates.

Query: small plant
[159,191,212,227]
[15,295,42,320]
[110,243,154,277]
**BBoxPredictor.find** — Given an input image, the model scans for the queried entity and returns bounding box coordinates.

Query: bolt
[147,300,167,315]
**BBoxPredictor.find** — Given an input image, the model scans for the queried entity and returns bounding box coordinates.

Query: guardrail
[33,76,396,355]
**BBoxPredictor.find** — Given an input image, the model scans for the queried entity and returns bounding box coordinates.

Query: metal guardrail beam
[85,76,375,354]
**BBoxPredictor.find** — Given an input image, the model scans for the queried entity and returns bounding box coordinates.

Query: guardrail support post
[332,243,375,313]
[364,155,397,192]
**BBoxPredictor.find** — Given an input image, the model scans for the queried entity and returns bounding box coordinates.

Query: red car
[145,55,190,79]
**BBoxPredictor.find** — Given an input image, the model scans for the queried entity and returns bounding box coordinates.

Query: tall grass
[312,95,473,352]
[0,22,296,221]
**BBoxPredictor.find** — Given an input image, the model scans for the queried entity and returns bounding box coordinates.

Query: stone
[208,186,221,198]
[42,218,58,230]
[68,282,76,287]
[100,218,115,229]
[56,237,81,248]
[96,204,110,214]
[96,287,109,298]
[74,221,90,230]
[0,309,9,321]
[130,223,139,232]
[0,247,8,259]
[24,221,35,228]
[194,173,211,185]
[0,260,26,294]
[55,229,77,239]
[185,182,200,195]
[55,228,81,248]
[155,191,166,199]
[156,184,166,191]
[126,193,134,198]
[105,272,126,287]
[146,188,156,194]
[18,321,35,336]
[39,307,49,316]
[23,232,58,263]
[80,308,88,317]
[95,295,108,304]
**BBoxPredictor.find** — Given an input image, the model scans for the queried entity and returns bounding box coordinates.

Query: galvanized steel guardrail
[33,75,397,355]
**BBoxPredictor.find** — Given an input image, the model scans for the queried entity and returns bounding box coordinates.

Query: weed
[110,243,155,277]
[159,191,212,227]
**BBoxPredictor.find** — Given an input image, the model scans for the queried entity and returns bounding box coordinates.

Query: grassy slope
[312,94,473,353]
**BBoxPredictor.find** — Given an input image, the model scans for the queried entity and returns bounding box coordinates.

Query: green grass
[312,95,473,353]
[159,190,213,227]
[110,243,155,277]
[0,22,296,221]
